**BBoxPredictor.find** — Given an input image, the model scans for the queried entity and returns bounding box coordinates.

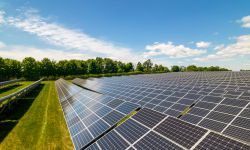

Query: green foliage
[171,65,180,72]
[0,57,230,81]
[143,59,153,72]
[136,62,144,72]
[40,58,56,77]
[22,57,40,80]
[187,65,198,71]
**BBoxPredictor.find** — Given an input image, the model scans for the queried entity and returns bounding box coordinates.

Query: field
[0,81,73,150]
[0,81,33,98]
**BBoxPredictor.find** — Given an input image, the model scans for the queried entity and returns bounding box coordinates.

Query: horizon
[0,0,250,71]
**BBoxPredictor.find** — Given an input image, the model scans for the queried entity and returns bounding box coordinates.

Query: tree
[79,60,88,74]
[66,60,79,75]
[88,59,98,74]
[103,58,117,73]
[40,58,56,77]
[179,66,186,72]
[152,64,159,72]
[143,59,153,72]
[0,57,7,81]
[117,61,126,73]
[125,62,134,72]
[158,65,165,72]
[96,57,104,73]
[171,65,180,72]
[56,60,68,76]
[136,62,144,72]
[164,67,170,72]
[22,57,40,80]
[187,65,198,72]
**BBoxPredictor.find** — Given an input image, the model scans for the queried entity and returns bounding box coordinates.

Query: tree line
[0,57,229,81]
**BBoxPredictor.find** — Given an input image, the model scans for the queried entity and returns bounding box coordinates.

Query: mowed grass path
[0,81,73,150]
[0,81,33,98]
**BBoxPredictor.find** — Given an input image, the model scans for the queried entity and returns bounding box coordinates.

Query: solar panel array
[55,79,140,149]
[86,108,250,150]
[72,72,250,144]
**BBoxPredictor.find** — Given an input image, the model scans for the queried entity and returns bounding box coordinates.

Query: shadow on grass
[0,84,44,142]
[0,84,22,94]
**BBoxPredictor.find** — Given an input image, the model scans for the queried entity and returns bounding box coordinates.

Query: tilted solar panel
[87,108,250,150]
[55,79,140,149]
[72,72,250,143]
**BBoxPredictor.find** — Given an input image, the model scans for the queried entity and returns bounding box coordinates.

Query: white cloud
[144,42,206,58]
[4,10,140,62]
[0,41,6,48]
[0,45,93,61]
[194,34,250,62]
[0,11,5,24]
[196,41,211,48]
[214,44,224,50]
[241,15,250,28]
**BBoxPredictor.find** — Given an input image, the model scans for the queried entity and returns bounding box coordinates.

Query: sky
[0,0,250,70]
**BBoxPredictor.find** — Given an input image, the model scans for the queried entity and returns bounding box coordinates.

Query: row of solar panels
[72,74,250,144]
[87,108,250,150]
[55,79,140,149]
[55,77,250,149]
[0,78,43,113]
[0,78,22,86]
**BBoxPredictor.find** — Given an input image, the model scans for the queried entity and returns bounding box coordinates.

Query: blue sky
[0,0,250,70]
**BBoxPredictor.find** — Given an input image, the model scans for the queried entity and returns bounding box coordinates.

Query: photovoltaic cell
[134,131,184,150]
[132,108,166,128]
[198,119,227,132]
[103,110,125,126]
[154,117,207,149]
[97,130,129,150]
[72,129,93,150]
[194,132,250,150]
[223,125,250,142]
[55,79,140,150]
[116,102,140,114]
[71,72,250,147]
[115,119,149,143]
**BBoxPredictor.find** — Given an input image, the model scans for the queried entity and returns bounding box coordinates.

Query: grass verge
[0,81,73,150]
[0,82,34,98]
[117,110,138,126]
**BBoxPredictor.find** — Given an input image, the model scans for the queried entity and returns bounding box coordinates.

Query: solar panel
[70,72,250,147]
[115,119,149,143]
[194,132,250,150]
[55,79,140,149]
[96,130,129,149]
[132,108,166,128]
[88,106,249,150]
[134,131,184,150]
[154,117,207,149]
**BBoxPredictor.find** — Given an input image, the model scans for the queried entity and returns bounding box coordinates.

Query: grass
[117,110,138,126]
[0,81,73,150]
[0,81,34,98]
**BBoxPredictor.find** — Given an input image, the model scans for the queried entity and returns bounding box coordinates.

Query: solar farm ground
[0,81,34,98]
[0,81,73,150]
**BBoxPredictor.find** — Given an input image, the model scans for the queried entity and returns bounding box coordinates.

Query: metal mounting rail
[0,78,43,113]
[0,78,23,87]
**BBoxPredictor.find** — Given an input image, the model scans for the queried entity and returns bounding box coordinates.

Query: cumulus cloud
[194,35,250,62]
[196,41,211,48]
[0,44,93,61]
[4,10,140,62]
[241,15,250,28]
[144,42,206,58]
